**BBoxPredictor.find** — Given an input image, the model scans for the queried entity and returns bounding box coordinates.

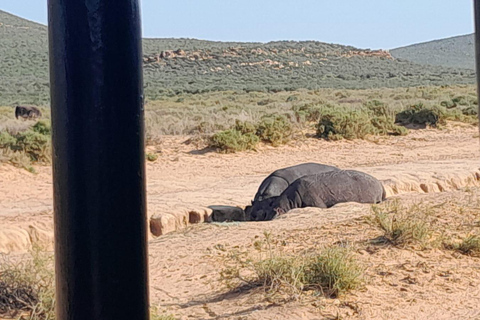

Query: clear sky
[1,0,475,49]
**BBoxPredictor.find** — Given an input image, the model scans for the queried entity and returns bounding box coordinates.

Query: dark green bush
[292,103,327,122]
[0,131,16,149]
[364,100,389,117]
[395,103,451,127]
[14,130,51,162]
[32,120,51,136]
[452,96,470,106]
[316,106,406,140]
[316,111,376,140]
[0,120,52,165]
[233,120,256,135]
[256,115,292,146]
[209,129,259,153]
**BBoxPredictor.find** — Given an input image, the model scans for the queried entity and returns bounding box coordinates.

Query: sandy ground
[1,123,480,319]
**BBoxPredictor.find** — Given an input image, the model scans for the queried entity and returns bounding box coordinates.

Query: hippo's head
[249,198,277,221]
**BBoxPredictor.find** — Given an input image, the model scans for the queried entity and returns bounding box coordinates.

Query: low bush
[256,115,292,146]
[395,103,478,127]
[0,245,55,319]
[315,104,406,140]
[0,120,52,167]
[209,129,259,153]
[371,202,431,247]
[395,103,446,127]
[220,232,364,299]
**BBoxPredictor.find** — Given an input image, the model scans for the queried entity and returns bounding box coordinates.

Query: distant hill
[391,34,475,70]
[0,10,476,106]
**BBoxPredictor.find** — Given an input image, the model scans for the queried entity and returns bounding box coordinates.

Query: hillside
[0,10,477,106]
[391,34,475,70]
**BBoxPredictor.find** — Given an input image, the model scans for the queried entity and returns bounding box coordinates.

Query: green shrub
[461,106,478,116]
[395,103,446,127]
[304,246,363,297]
[316,110,375,140]
[14,130,51,163]
[233,120,256,135]
[0,245,55,319]
[256,115,292,146]
[371,203,431,247]
[452,96,470,106]
[0,131,16,149]
[364,100,388,117]
[292,103,325,122]
[146,153,158,162]
[0,120,52,166]
[209,129,259,153]
[32,120,51,136]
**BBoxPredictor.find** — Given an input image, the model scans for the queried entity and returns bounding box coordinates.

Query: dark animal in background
[15,105,42,120]
[252,170,386,221]
[245,163,340,219]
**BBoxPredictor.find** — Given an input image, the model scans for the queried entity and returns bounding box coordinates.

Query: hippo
[209,205,247,222]
[252,163,341,202]
[15,105,42,120]
[252,170,386,221]
[245,163,340,219]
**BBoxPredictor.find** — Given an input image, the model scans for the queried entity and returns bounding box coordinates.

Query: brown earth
[1,123,480,319]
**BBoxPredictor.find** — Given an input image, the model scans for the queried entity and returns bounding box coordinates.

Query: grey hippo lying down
[245,163,340,218]
[250,169,386,221]
[210,163,386,222]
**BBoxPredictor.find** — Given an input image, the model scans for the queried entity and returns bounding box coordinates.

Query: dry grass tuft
[220,232,364,300]
[0,245,55,320]
[370,200,432,248]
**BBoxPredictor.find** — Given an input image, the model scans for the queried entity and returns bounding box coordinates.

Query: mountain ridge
[0,10,476,106]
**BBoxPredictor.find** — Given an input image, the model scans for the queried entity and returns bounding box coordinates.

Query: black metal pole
[47,1,149,319]
[475,0,480,126]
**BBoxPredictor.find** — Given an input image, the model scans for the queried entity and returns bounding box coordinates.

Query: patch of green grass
[220,232,364,299]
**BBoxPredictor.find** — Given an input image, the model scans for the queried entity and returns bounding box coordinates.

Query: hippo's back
[254,163,340,202]
[297,170,385,207]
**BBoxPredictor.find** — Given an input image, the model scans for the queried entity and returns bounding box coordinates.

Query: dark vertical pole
[475,0,480,127]
[47,1,149,319]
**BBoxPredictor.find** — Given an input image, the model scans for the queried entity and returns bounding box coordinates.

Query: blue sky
[1,0,475,49]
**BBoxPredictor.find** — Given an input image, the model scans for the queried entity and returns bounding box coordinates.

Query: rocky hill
[391,34,475,70]
[0,10,476,106]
